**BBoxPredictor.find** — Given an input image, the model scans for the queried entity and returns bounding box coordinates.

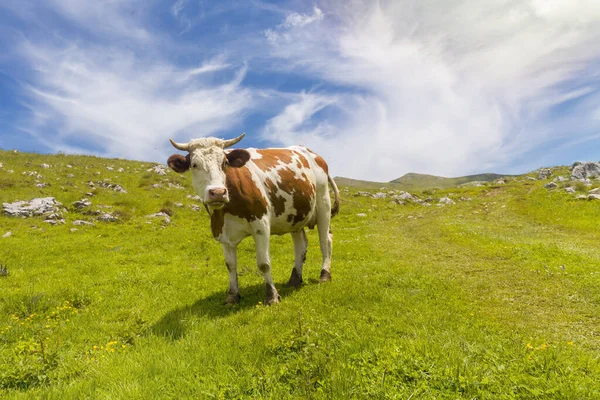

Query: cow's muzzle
[206,187,229,208]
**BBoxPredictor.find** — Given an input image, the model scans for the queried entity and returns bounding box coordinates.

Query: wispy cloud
[4,1,254,161]
[171,0,192,34]
[2,0,600,180]
[19,41,252,161]
[262,0,600,180]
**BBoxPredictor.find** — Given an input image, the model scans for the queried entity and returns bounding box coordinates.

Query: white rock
[356,213,367,217]
[40,163,51,169]
[3,197,63,218]
[73,220,94,226]
[73,199,92,209]
[98,213,118,222]
[147,165,167,176]
[2,232,11,238]
[439,197,455,205]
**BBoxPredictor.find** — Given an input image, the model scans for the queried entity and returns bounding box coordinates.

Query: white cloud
[171,0,192,34]
[18,43,252,162]
[48,0,151,41]
[263,0,600,180]
[282,6,324,28]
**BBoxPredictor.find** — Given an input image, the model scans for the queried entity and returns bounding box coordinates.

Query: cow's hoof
[287,269,303,288]
[226,293,241,305]
[319,269,332,282]
[265,294,281,306]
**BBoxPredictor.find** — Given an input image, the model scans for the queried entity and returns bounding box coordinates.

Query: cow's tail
[328,174,341,218]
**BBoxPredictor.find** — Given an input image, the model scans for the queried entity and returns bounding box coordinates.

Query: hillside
[335,172,510,191]
[2,149,600,398]
[391,172,510,189]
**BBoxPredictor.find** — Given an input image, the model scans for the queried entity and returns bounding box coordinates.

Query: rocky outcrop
[3,197,64,218]
[571,162,600,180]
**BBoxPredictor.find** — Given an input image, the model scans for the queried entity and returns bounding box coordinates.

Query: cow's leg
[222,243,240,304]
[254,231,280,305]
[316,197,333,282]
[287,229,308,287]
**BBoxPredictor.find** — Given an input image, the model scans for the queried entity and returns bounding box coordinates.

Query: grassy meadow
[1,149,600,399]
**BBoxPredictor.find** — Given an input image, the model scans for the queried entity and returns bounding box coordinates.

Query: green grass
[1,150,600,398]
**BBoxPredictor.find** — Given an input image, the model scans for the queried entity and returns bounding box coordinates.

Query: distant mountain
[390,172,511,190]
[335,172,511,191]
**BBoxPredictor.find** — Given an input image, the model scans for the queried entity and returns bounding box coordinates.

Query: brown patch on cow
[258,263,270,273]
[265,178,286,216]
[299,154,310,168]
[305,148,329,174]
[211,209,225,239]
[314,155,329,174]
[252,149,294,171]
[277,168,315,225]
[223,166,268,222]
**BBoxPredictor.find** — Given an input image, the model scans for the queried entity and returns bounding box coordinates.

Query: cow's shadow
[149,282,304,340]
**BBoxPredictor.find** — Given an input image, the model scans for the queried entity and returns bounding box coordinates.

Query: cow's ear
[226,149,250,168]
[167,154,190,173]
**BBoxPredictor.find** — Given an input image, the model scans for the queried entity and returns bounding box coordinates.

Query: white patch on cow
[188,145,229,205]
[246,148,263,159]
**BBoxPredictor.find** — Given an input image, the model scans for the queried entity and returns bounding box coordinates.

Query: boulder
[537,168,552,180]
[3,197,64,218]
[544,182,557,189]
[571,162,600,180]
[439,197,455,205]
[98,213,118,222]
[73,198,92,209]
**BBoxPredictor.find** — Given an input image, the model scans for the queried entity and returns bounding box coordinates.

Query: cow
[167,133,340,305]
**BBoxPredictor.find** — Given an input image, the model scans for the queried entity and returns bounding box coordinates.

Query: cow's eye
[192,163,197,168]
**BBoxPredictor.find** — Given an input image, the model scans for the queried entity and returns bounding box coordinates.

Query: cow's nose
[208,188,227,200]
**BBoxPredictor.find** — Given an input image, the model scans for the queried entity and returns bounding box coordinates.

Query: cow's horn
[170,138,190,151]
[222,133,246,148]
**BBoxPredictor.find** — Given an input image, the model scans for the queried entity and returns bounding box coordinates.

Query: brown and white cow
[167,133,340,305]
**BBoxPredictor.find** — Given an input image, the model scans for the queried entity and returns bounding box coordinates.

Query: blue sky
[1,0,599,181]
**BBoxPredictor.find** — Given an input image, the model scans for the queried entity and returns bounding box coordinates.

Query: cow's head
[167,133,250,209]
